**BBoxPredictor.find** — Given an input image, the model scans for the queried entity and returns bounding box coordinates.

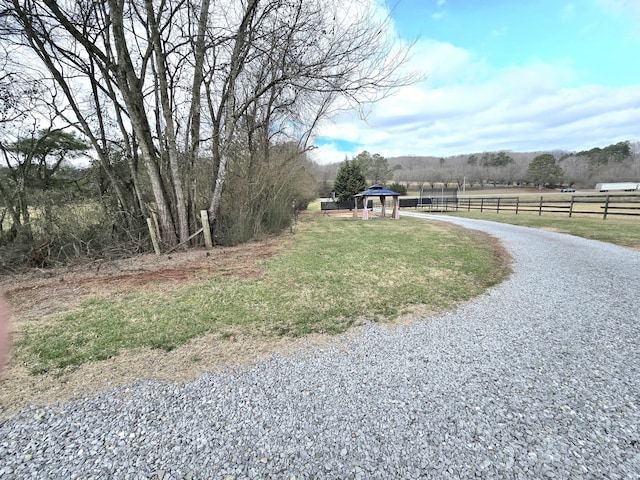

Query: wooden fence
[415,194,640,219]
[320,199,373,213]
[324,193,640,220]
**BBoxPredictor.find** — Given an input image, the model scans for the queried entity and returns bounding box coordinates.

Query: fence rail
[400,193,640,219]
[320,199,373,213]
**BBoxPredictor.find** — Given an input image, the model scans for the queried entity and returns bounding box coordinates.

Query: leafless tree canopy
[0,0,413,249]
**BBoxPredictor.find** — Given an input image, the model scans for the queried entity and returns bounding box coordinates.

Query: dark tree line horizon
[314,140,640,193]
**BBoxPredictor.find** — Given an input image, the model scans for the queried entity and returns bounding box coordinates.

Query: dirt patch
[3,236,287,319]
[0,234,307,417]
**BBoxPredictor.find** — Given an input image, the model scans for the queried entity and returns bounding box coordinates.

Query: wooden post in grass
[151,212,160,242]
[200,210,213,249]
[538,196,543,216]
[603,195,610,220]
[146,217,161,255]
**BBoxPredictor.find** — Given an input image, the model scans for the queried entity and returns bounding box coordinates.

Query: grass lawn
[435,211,640,250]
[17,213,510,374]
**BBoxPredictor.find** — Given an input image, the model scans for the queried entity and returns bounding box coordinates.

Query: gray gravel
[1,214,639,479]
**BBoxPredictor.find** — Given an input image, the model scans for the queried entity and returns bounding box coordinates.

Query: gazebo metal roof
[355,184,400,197]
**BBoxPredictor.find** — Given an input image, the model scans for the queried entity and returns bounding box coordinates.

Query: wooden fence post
[146,217,161,255]
[538,196,543,216]
[151,212,160,242]
[515,197,520,215]
[200,210,213,249]
[603,195,610,219]
[569,196,575,217]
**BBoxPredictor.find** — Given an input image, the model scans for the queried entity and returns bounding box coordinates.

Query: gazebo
[354,184,401,220]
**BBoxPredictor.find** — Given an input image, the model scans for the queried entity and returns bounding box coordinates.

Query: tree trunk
[107,0,177,246]
[144,0,189,245]
[207,0,259,227]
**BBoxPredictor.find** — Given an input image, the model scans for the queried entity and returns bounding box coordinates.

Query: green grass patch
[17,215,510,374]
[437,211,640,250]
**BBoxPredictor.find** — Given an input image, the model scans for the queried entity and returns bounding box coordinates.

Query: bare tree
[1,1,147,233]
[1,0,414,249]
[0,64,53,243]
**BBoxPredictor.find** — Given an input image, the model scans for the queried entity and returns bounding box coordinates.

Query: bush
[0,201,150,273]
[387,182,407,195]
[216,144,317,246]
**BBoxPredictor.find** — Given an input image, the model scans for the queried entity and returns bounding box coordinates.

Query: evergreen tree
[333,160,367,201]
[387,182,407,195]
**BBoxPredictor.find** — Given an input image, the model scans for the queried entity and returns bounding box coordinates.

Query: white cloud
[312,141,357,165]
[311,46,640,164]
[308,3,640,164]
[430,0,447,20]
[406,39,480,86]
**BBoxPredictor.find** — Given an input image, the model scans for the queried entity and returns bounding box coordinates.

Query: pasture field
[456,195,640,217]
[390,188,640,249]
[0,202,104,235]
[434,211,640,250]
[0,201,127,269]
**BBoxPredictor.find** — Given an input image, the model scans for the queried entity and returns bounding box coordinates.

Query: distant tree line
[331,150,407,201]
[318,141,640,194]
[559,142,637,188]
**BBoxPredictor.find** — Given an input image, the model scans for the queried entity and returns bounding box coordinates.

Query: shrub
[387,182,407,195]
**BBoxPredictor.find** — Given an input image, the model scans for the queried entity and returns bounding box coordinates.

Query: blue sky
[311,0,640,164]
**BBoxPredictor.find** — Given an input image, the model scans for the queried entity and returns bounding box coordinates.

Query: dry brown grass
[0,236,295,417]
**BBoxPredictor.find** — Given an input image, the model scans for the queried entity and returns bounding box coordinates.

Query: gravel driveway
[1,215,639,479]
